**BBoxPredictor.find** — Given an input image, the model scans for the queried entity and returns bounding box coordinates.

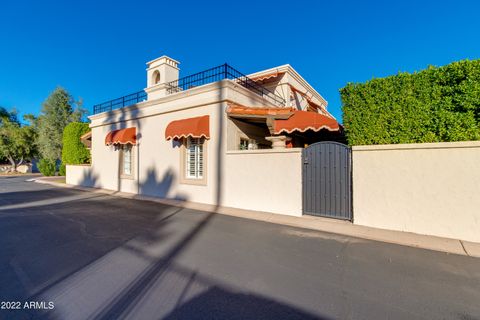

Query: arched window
[152,70,161,85]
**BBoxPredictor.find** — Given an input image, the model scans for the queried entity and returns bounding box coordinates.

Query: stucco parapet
[146,55,180,69]
[352,141,480,152]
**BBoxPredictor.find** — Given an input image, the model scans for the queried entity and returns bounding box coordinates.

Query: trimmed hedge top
[341,59,480,145]
[61,122,90,165]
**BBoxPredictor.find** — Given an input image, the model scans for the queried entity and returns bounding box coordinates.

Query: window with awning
[165,115,209,183]
[104,127,137,178]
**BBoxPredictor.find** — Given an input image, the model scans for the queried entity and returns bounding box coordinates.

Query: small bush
[58,163,66,176]
[62,122,90,165]
[38,159,56,176]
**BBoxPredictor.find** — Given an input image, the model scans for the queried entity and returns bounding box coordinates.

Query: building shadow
[164,286,325,320]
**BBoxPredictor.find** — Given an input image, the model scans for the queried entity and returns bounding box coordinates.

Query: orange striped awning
[165,115,210,140]
[273,111,340,134]
[227,104,295,117]
[105,127,137,145]
[250,72,284,82]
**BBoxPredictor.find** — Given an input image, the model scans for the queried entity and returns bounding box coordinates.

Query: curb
[33,178,480,258]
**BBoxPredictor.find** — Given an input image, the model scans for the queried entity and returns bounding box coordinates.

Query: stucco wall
[67,80,302,216]
[223,149,303,216]
[86,102,225,204]
[72,81,288,210]
[66,165,96,187]
[352,141,480,242]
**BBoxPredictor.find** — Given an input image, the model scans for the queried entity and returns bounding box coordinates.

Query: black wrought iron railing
[92,63,285,114]
[93,90,147,114]
[166,64,285,106]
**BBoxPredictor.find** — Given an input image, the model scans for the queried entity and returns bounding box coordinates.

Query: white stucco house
[67,55,342,216]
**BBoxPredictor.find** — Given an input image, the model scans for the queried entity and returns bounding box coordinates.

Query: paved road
[0,176,479,320]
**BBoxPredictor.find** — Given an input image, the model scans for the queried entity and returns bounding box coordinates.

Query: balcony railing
[166,64,285,106]
[92,63,285,114]
[93,91,147,114]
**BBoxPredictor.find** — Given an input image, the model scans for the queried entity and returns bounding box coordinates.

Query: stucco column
[265,135,291,149]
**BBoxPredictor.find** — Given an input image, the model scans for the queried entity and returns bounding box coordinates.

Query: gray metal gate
[302,141,352,220]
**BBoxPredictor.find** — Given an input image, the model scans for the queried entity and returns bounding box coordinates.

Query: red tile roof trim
[227,105,295,116]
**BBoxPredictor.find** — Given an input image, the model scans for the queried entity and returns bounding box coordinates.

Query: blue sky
[1,0,479,122]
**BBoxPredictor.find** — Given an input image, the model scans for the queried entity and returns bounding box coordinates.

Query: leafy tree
[0,107,19,124]
[0,109,37,172]
[37,87,87,162]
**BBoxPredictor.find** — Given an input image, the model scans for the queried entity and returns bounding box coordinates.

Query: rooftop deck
[93,64,285,114]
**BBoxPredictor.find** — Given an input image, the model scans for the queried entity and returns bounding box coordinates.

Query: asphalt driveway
[0,176,479,320]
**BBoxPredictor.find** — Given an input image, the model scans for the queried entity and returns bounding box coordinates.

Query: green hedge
[61,122,90,165]
[340,59,480,145]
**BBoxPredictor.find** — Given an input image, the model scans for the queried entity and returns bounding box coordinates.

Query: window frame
[119,144,135,179]
[180,137,207,185]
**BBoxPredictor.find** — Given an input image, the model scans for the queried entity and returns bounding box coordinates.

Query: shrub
[58,163,66,176]
[61,122,90,165]
[341,59,480,145]
[38,158,56,176]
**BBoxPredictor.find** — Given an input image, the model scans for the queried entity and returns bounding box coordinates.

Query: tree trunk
[7,156,16,172]
[6,156,23,173]
[16,157,24,167]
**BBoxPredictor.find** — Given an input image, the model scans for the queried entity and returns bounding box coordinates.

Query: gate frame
[301,141,353,221]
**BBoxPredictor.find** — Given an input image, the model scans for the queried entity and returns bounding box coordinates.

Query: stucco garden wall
[66,164,95,187]
[352,141,480,242]
[223,149,303,216]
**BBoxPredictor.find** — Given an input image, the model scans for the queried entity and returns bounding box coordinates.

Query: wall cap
[66,164,92,167]
[226,148,302,155]
[352,141,480,151]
